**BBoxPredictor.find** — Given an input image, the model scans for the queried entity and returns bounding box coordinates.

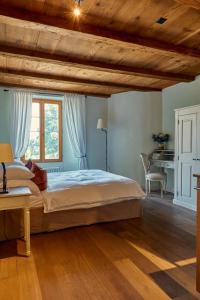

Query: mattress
[3,169,145,213]
[42,169,145,213]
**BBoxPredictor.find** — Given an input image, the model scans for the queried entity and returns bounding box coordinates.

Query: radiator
[44,166,64,173]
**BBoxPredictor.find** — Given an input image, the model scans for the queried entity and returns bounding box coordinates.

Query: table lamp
[97,118,108,171]
[0,144,14,194]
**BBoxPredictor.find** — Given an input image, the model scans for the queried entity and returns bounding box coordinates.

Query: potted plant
[152,132,170,149]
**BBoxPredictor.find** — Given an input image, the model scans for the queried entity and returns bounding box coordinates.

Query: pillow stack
[0,163,41,194]
[0,165,34,180]
[0,160,48,192]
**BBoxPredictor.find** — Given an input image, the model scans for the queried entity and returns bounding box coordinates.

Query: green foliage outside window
[25,101,61,161]
[45,104,59,159]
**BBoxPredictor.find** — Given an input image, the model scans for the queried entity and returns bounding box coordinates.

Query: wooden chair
[140,153,166,198]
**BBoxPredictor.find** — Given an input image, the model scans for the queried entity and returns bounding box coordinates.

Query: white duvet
[42,169,145,213]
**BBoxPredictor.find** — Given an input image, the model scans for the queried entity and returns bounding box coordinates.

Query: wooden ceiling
[0,0,200,97]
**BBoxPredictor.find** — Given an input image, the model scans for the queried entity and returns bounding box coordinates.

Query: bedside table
[0,187,32,256]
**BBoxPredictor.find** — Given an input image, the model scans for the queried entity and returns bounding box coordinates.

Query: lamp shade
[97,118,107,129]
[0,144,14,163]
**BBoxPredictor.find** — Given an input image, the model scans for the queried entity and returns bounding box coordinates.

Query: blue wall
[0,90,11,143]
[86,96,107,170]
[108,91,162,186]
[0,89,107,171]
[162,75,200,192]
[163,75,200,149]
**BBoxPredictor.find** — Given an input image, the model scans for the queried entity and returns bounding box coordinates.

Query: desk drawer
[164,161,174,168]
[152,160,174,169]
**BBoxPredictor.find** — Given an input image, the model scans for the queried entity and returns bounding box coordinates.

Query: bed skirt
[0,199,142,241]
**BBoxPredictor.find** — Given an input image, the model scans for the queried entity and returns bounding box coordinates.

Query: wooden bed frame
[0,198,142,241]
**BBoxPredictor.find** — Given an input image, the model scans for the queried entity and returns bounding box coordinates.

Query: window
[25,99,62,162]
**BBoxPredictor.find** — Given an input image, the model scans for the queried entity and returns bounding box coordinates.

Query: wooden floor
[0,194,199,300]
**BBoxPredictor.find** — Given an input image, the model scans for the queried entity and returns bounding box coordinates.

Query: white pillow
[0,159,25,168]
[12,159,25,166]
[0,179,40,196]
[0,165,34,180]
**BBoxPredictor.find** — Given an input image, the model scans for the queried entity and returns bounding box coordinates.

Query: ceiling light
[74,0,83,17]
[74,7,81,16]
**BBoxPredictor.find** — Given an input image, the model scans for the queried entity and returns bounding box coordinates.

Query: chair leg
[165,175,167,194]
[148,180,151,194]
[161,181,164,198]
[145,179,148,196]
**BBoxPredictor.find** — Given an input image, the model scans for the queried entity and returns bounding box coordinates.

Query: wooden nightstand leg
[23,208,27,241]
[24,208,30,256]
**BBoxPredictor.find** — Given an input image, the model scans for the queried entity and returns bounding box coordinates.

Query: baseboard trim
[173,199,196,211]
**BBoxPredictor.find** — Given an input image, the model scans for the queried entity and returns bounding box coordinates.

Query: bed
[0,169,145,241]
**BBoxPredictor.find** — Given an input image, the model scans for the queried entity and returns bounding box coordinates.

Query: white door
[194,112,200,187]
[177,113,197,209]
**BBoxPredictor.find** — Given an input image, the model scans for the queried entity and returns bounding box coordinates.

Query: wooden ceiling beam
[0,82,110,98]
[0,45,194,83]
[0,4,199,59]
[175,0,200,10]
[0,69,161,92]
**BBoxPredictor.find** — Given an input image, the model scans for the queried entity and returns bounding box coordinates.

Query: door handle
[193,158,197,161]
[194,187,200,190]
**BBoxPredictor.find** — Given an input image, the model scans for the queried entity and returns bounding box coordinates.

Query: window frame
[26,99,63,163]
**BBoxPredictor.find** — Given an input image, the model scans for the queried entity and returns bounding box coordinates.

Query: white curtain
[63,94,88,169]
[10,90,32,159]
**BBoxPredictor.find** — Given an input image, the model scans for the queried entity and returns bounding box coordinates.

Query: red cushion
[25,159,33,170]
[31,163,47,191]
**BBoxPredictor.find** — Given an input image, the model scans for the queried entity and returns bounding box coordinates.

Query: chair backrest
[140,153,150,175]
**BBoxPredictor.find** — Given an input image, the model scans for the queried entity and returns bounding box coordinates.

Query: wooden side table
[0,187,32,256]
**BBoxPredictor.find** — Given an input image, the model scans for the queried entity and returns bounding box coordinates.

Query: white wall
[163,76,200,149]
[162,76,200,192]
[108,91,162,186]
[0,89,10,143]
[86,96,108,170]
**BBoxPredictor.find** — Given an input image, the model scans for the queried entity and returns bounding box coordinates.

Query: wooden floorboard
[0,193,199,300]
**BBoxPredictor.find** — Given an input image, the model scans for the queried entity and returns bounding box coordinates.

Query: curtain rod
[34,92,87,99]
[2,86,65,95]
[1,86,87,99]
[34,92,64,97]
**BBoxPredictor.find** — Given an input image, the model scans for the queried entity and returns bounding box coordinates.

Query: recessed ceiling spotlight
[74,0,83,17]
[156,17,167,24]
[74,7,81,16]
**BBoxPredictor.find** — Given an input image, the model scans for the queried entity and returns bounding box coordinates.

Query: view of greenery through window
[25,102,40,160]
[45,103,59,159]
[25,101,60,161]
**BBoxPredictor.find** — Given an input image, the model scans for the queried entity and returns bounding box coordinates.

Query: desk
[151,159,174,192]
[151,159,174,169]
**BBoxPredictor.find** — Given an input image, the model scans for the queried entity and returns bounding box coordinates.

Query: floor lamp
[97,118,108,171]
